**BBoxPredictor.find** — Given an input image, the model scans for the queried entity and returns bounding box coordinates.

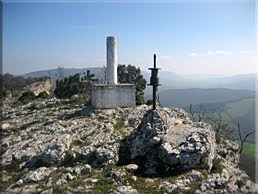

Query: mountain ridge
[20,67,256,91]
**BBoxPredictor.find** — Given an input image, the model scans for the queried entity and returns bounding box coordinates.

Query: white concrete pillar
[106,36,117,84]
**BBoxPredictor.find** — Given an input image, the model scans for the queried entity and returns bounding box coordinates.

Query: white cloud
[214,50,232,56]
[188,50,233,57]
[159,55,172,59]
[188,53,198,57]
[239,50,255,55]
[170,51,257,75]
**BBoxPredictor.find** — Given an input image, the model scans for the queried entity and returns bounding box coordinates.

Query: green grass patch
[70,139,84,148]
[90,165,115,192]
[113,115,126,138]
[114,115,125,131]
[211,158,223,174]
[130,176,161,193]
[52,185,66,194]
[237,141,258,158]
[225,98,253,118]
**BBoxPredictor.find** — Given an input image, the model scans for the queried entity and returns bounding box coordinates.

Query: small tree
[18,90,36,103]
[81,70,96,82]
[117,64,147,105]
[54,73,92,99]
[237,122,255,154]
[146,99,153,105]
[188,104,233,143]
[37,91,49,99]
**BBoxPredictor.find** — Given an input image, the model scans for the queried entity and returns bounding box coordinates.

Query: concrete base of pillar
[91,84,136,109]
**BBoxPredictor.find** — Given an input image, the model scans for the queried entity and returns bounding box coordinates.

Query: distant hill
[22,67,103,81]
[149,88,255,108]
[143,72,256,94]
[21,68,256,92]
[147,88,255,143]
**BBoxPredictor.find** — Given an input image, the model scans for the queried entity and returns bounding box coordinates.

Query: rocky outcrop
[1,97,257,193]
[159,170,203,193]
[25,79,52,96]
[94,141,120,166]
[125,107,216,174]
[108,185,139,194]
[41,134,73,165]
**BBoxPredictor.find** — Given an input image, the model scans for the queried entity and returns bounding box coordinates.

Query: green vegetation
[211,158,223,174]
[128,118,136,127]
[236,179,245,189]
[159,88,254,109]
[52,186,66,193]
[118,64,147,105]
[185,97,255,144]
[36,91,49,99]
[113,115,126,138]
[114,116,125,130]
[17,90,49,104]
[54,73,93,99]
[226,98,253,118]
[18,90,36,103]
[238,141,258,158]
[87,165,115,192]
[145,99,153,106]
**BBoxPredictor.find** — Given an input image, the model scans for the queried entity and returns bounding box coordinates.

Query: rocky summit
[1,97,257,193]
[125,107,216,175]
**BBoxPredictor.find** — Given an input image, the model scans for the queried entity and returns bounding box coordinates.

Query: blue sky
[3,1,256,75]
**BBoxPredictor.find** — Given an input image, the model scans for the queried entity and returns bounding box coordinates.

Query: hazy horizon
[3,1,257,76]
[9,65,256,78]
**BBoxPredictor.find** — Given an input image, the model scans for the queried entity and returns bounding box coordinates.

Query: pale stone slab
[91,84,135,109]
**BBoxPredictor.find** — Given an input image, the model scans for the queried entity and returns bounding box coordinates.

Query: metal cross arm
[148,54,161,110]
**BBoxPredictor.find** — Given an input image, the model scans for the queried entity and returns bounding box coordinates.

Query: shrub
[54,73,92,100]
[236,180,245,188]
[146,99,153,105]
[211,158,223,174]
[117,140,131,166]
[37,91,49,99]
[118,64,147,105]
[18,90,36,103]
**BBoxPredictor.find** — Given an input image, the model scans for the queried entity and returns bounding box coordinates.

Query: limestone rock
[217,138,240,164]
[25,79,52,96]
[41,134,73,165]
[62,173,75,181]
[1,123,11,130]
[126,108,216,174]
[123,164,138,173]
[22,167,55,182]
[73,166,81,175]
[109,168,126,181]
[94,142,119,166]
[84,178,99,184]
[1,96,257,193]
[108,185,139,194]
[159,181,177,193]
[81,164,92,175]
[56,178,67,185]
[159,170,203,193]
